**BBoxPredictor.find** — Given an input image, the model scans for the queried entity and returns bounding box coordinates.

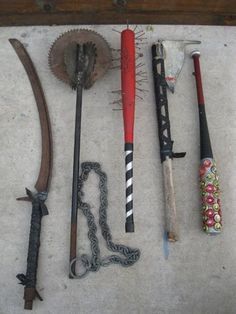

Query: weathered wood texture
[0,0,235,26]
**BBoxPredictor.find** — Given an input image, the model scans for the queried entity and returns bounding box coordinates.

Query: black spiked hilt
[17,189,48,310]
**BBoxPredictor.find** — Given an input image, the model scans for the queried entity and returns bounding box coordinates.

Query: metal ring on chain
[70,255,91,279]
[69,162,140,278]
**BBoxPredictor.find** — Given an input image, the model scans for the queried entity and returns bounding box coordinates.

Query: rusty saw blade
[48,29,112,89]
[9,39,53,196]
[48,29,111,278]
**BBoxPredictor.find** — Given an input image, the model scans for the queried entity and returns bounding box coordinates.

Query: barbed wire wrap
[69,162,140,278]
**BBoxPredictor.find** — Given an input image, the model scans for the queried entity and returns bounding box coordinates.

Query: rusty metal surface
[156,39,201,93]
[48,29,112,277]
[9,39,53,193]
[48,29,112,89]
[9,38,53,310]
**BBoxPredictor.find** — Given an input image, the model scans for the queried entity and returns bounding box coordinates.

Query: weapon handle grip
[24,200,43,309]
[162,157,178,241]
[199,158,222,234]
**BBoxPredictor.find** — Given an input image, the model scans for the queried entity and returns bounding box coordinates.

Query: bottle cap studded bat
[191,50,222,235]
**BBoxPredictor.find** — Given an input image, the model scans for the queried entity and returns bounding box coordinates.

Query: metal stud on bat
[111,25,148,104]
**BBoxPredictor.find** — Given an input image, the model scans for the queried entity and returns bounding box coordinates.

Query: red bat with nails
[121,28,135,232]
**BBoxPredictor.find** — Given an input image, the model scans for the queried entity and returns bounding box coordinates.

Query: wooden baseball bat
[191,50,222,234]
[121,28,136,232]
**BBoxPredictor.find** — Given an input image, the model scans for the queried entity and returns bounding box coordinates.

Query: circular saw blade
[48,29,112,89]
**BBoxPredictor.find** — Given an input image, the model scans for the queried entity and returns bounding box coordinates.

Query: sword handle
[25,201,42,309]
[162,157,179,241]
[17,190,48,309]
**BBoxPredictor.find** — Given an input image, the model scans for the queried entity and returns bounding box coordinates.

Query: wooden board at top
[0,0,236,26]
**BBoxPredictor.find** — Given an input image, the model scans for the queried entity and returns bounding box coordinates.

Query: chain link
[69,162,140,278]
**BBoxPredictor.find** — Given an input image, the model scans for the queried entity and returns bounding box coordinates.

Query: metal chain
[70,162,140,278]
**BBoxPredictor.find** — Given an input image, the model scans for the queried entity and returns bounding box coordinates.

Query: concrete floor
[0,25,236,314]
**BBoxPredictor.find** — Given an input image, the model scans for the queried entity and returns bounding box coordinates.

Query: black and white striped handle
[125,143,134,233]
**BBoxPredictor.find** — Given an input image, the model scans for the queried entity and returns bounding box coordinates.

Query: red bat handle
[121,29,135,144]
[192,53,205,105]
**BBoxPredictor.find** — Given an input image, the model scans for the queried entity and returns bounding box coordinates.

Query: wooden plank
[126,0,236,13]
[0,0,74,13]
[1,0,235,13]
[0,0,235,26]
[1,11,235,26]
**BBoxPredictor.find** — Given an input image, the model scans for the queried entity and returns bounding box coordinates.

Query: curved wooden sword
[9,39,53,310]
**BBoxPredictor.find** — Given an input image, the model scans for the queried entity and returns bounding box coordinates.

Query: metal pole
[70,83,83,276]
